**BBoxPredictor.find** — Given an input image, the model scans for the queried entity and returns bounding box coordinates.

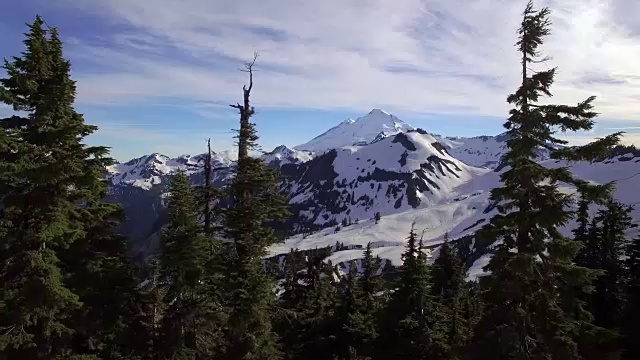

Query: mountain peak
[367,108,390,116]
[294,110,414,152]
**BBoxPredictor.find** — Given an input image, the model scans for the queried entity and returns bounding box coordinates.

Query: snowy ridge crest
[107,151,237,190]
[294,109,415,152]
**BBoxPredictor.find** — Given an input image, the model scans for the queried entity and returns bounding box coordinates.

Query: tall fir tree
[296,256,339,360]
[622,234,640,359]
[222,53,290,360]
[339,243,384,359]
[590,201,632,327]
[573,182,614,273]
[0,17,137,359]
[337,261,363,360]
[431,233,468,358]
[158,170,223,359]
[576,200,632,359]
[274,250,306,360]
[431,233,465,305]
[469,2,622,359]
[380,225,446,359]
[128,258,167,359]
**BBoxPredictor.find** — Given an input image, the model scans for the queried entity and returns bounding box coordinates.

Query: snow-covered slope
[263,145,314,167]
[106,109,639,269]
[433,134,510,169]
[107,151,237,190]
[268,151,640,277]
[280,131,488,231]
[294,109,415,152]
[432,132,555,169]
[292,109,547,169]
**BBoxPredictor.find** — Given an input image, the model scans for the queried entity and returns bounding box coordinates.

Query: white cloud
[58,0,640,120]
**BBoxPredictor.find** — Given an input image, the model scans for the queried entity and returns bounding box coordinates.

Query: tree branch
[243,52,259,94]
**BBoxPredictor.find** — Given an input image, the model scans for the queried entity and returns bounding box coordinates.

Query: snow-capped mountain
[107,150,237,190]
[263,145,314,167]
[106,109,639,271]
[433,134,510,169]
[269,151,640,278]
[294,109,415,152]
[290,108,542,169]
[279,131,487,230]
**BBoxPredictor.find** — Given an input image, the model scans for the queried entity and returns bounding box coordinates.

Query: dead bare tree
[230,52,259,161]
[203,138,213,237]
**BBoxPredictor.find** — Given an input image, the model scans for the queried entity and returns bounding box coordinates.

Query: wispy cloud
[562,133,640,147]
[94,123,171,142]
[604,126,640,130]
[87,121,238,160]
[53,0,640,121]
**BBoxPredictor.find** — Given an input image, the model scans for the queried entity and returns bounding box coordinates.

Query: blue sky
[1,0,640,161]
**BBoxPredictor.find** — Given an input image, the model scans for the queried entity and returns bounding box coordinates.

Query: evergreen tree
[223,53,290,360]
[274,249,306,360]
[590,201,632,328]
[575,200,632,359]
[297,256,339,360]
[337,261,363,359]
[622,234,640,359]
[61,183,142,359]
[127,259,166,359]
[573,182,614,267]
[431,233,468,358]
[431,233,465,304]
[374,212,381,224]
[0,17,137,359]
[380,225,446,359]
[469,2,622,359]
[340,243,384,359]
[460,281,482,346]
[158,170,222,359]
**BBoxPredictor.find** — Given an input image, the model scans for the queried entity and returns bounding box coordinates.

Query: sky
[1,0,639,161]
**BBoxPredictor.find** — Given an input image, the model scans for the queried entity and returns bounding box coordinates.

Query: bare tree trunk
[230,52,258,162]
[204,138,212,236]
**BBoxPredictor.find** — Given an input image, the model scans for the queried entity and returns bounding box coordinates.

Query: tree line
[1,1,640,359]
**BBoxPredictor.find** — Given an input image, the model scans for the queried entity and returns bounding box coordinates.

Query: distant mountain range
[106,109,640,274]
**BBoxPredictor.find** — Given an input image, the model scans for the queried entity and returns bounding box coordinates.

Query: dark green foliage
[469,2,622,359]
[62,200,143,359]
[431,234,469,358]
[127,261,166,359]
[574,201,633,359]
[337,243,384,359]
[588,201,632,329]
[284,255,339,360]
[379,226,446,359]
[0,17,137,359]
[337,261,363,359]
[222,54,290,360]
[622,234,640,359]
[431,234,465,305]
[157,170,224,359]
[273,250,305,360]
[460,281,482,345]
